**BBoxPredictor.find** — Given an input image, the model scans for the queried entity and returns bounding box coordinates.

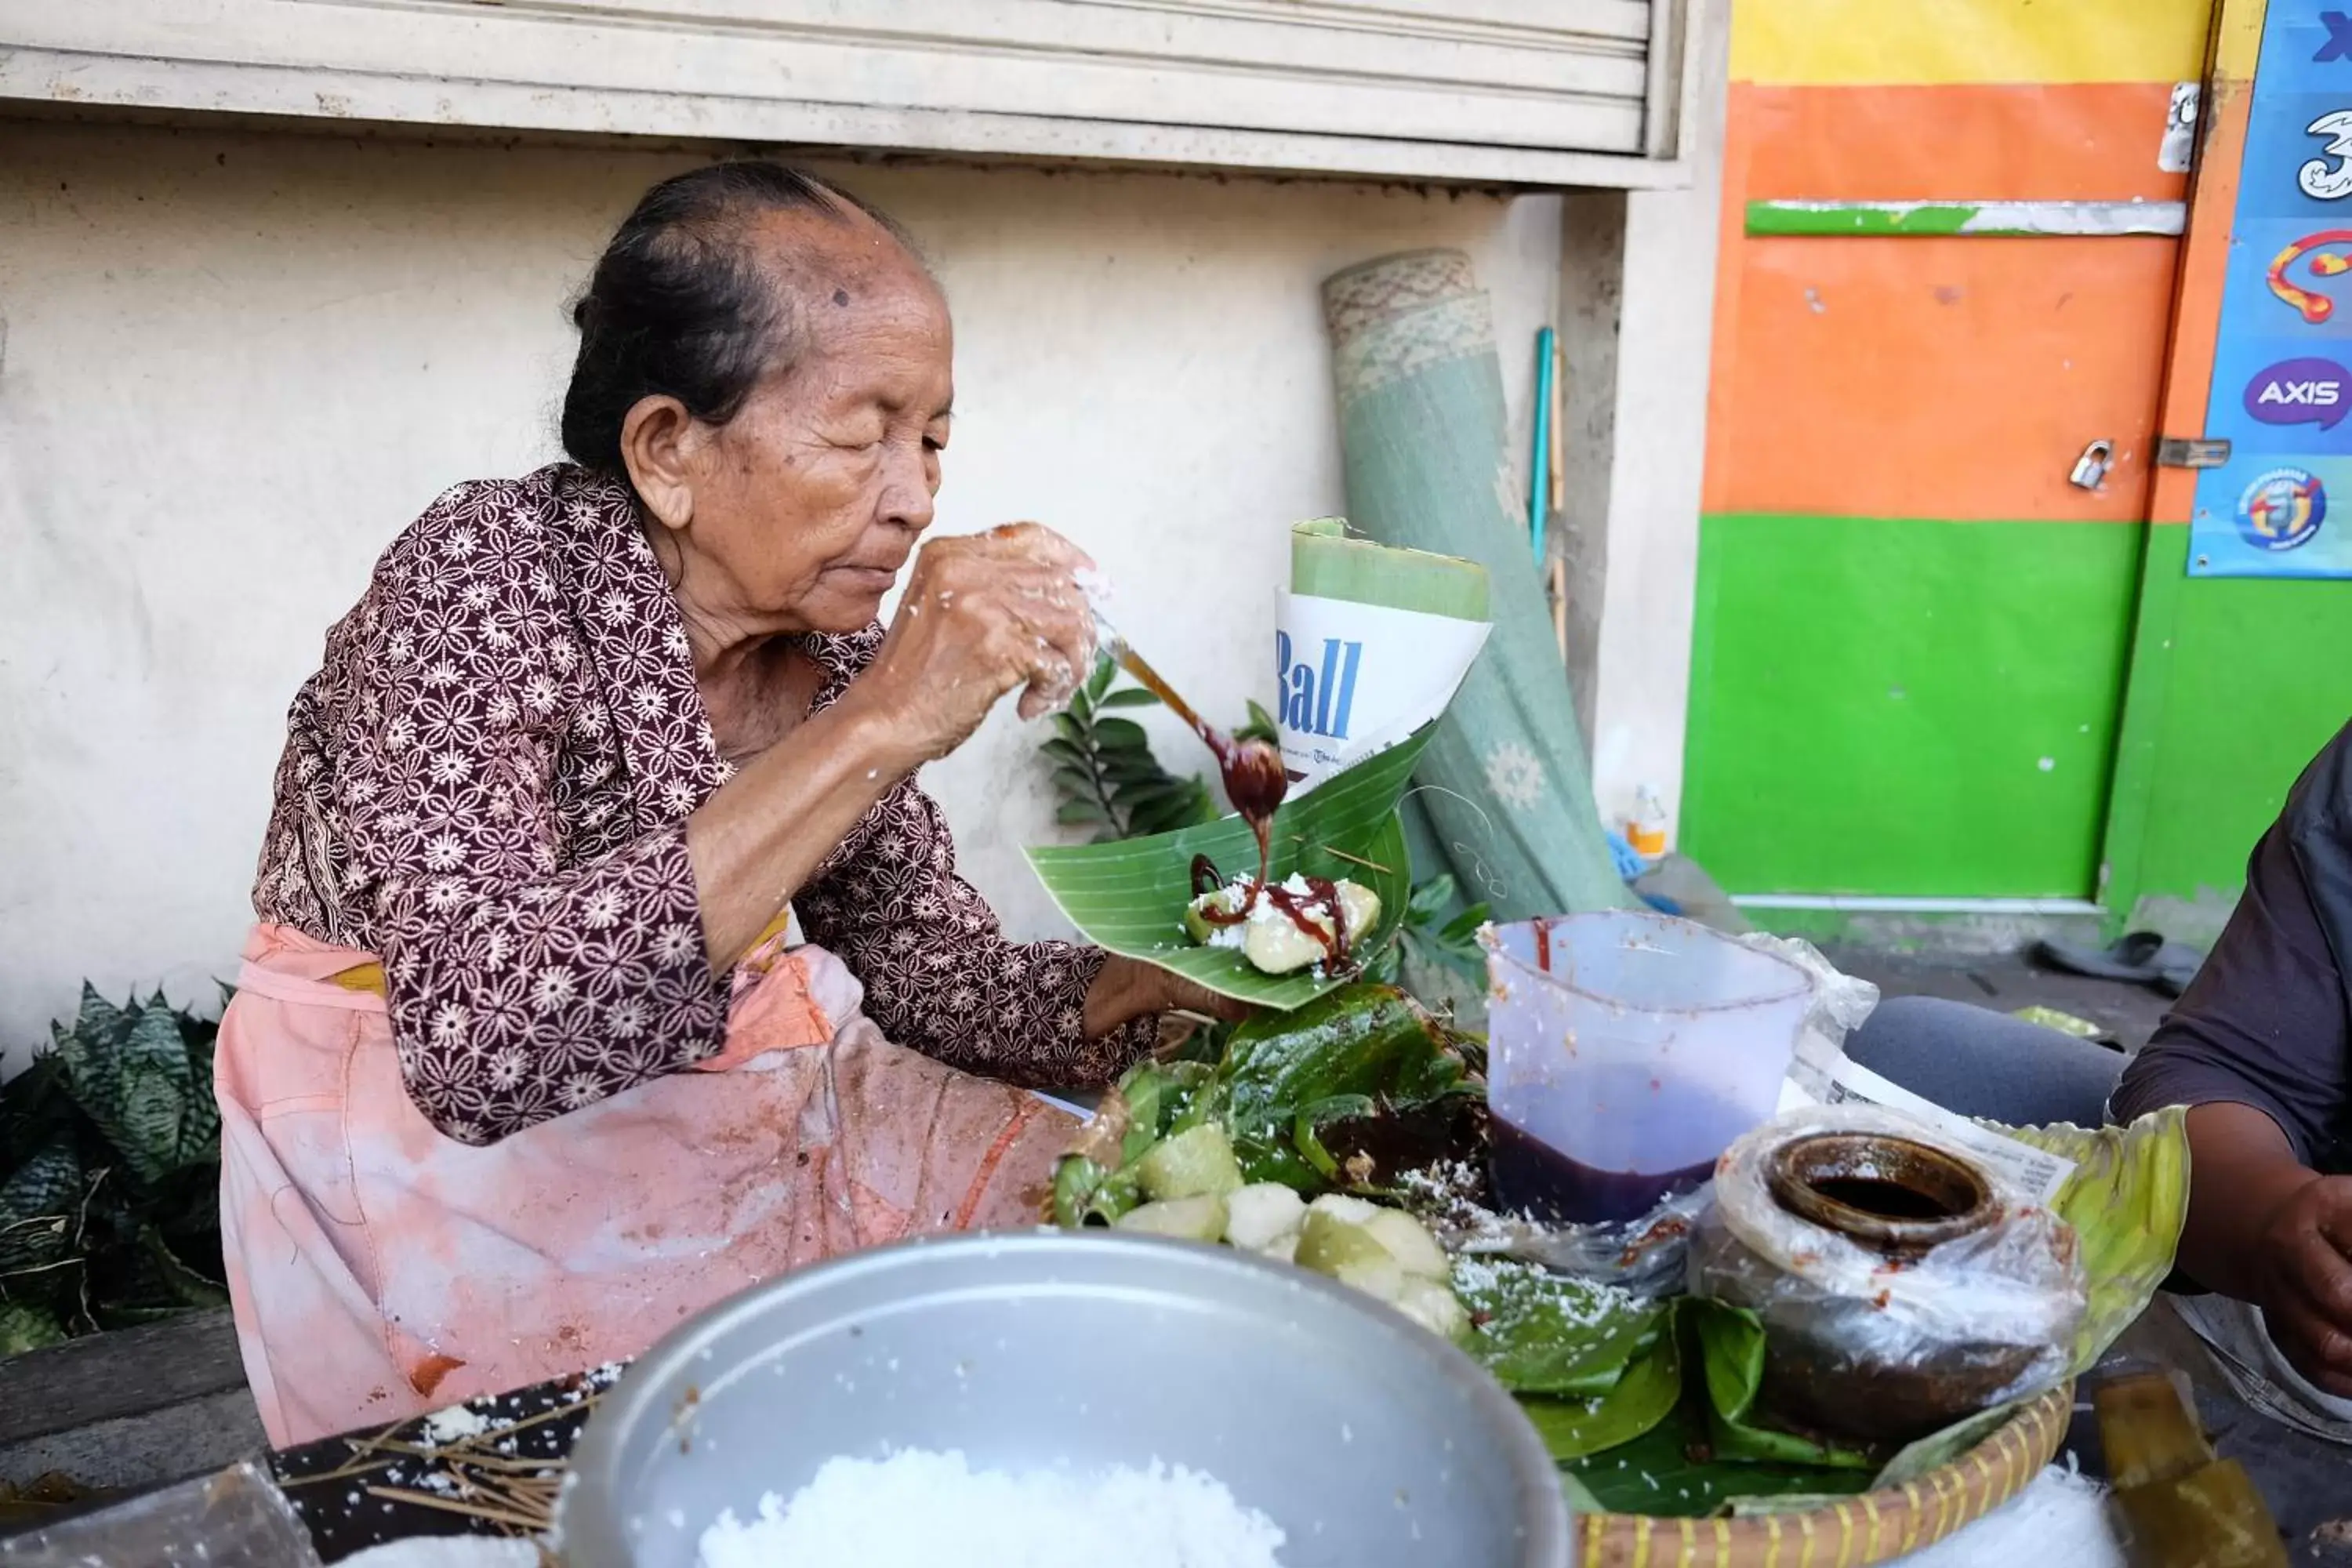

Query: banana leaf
[1454,1258,1666,1397]
[1561,1396,1877,1515]
[1519,1325,1682,1464]
[1202,983,1480,1190]
[1868,1396,2030,1490]
[1684,1298,1875,1470]
[1050,1059,1218,1226]
[1026,728,1432,1008]
[2007,1105,2190,1373]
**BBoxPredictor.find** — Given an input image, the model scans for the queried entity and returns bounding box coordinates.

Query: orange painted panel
[1737,82,2188,204]
[2147,12,2258,529]
[1702,235,2180,521]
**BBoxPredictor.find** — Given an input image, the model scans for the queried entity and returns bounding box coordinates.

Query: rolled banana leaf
[1290,517,1490,620]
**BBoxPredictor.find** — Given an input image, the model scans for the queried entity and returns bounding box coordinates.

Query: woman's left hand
[1083,955,1251,1038]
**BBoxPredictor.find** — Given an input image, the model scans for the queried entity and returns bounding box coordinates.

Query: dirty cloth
[216,921,1076,1449]
[2172,1292,2352,1444]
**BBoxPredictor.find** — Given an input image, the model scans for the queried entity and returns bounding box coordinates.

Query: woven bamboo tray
[1576,1382,2072,1568]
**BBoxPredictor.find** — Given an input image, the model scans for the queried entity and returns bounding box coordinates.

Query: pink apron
[215,922,1079,1447]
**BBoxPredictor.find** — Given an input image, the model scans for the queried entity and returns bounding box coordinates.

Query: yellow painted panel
[1732,0,2215,86]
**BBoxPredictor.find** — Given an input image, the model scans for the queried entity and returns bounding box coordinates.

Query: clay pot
[1748,1133,2036,1444]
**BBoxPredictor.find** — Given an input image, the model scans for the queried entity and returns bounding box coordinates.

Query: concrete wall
[1559,0,1732,842]
[0,118,1581,1062]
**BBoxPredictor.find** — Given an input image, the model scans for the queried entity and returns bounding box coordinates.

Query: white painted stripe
[1731,895,2106,916]
[1753,199,2185,237]
[1959,201,2183,237]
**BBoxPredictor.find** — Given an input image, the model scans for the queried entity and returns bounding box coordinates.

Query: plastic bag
[1733,932,1880,1096]
[1420,1176,1711,1299]
[0,1462,319,1568]
[1688,1104,2086,1442]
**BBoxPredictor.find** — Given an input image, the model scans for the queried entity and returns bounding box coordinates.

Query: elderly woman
[215,163,1218,1446]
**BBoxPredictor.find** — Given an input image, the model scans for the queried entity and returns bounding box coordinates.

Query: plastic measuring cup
[1483,911,1814,1225]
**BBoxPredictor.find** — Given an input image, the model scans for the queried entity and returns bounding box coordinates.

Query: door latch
[2070,439,2116,490]
[2156,437,2232,469]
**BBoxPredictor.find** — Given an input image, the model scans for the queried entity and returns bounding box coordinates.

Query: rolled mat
[1321,249,1635,920]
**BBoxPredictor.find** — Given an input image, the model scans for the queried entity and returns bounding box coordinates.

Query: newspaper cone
[1276,518,1490,791]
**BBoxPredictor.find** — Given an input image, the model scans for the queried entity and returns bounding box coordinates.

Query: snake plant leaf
[0,1299,68,1357]
[0,1145,82,1311]
[1454,1258,1666,1397]
[138,1225,230,1309]
[116,1004,202,1185]
[1519,1324,1682,1463]
[0,1055,76,1170]
[1203,982,1479,1189]
[1027,727,1433,1007]
[69,985,125,1050]
[51,990,211,1187]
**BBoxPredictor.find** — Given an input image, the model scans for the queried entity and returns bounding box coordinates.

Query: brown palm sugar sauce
[1109,641,1362,971]
[1189,855,1356,968]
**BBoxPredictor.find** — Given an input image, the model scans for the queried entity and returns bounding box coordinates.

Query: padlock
[2070,439,2115,490]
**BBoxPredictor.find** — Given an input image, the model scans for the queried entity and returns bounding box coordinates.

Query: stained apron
[215,920,1078,1446]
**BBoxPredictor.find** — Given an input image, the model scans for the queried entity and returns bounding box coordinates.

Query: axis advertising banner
[2191,5,2352,576]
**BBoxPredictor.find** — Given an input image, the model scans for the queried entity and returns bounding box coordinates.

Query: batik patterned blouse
[253,464,1150,1145]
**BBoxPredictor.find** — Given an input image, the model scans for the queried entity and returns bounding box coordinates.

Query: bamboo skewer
[364,1486,549,1533]
[279,1456,398,1490]
[295,1383,604,1537]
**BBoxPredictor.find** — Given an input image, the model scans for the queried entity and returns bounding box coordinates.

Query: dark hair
[559,162,917,474]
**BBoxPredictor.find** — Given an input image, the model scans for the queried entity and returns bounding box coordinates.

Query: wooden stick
[370,1439,563,1474]
[1305,844,1396,875]
[279,1456,399,1490]
[362,1486,547,1533]
[439,1392,600,1445]
[1548,559,1569,663]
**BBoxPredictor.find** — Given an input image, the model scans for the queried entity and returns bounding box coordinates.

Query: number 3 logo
[2302,111,2352,200]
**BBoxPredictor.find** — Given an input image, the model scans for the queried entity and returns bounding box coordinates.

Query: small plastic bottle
[1627,784,1669,859]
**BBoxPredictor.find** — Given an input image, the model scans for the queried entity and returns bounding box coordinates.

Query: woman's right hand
[848,523,1100,769]
[2246,1171,2352,1397]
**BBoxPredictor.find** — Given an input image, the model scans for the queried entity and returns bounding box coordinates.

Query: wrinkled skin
[626,201,1236,1025]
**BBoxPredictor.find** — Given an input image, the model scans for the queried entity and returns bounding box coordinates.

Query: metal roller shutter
[0,0,1692,185]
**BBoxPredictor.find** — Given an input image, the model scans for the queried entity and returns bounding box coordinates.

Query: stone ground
[1824,946,2176,1054]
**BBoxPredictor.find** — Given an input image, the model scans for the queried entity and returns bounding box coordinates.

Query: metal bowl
[559,1230,1567,1568]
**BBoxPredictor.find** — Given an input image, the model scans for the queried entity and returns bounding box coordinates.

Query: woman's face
[663,220,954,639]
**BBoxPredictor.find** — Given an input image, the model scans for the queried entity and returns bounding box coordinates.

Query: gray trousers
[1843,995,2127,1129]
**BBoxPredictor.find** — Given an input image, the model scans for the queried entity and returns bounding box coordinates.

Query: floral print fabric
[254,463,1149,1144]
